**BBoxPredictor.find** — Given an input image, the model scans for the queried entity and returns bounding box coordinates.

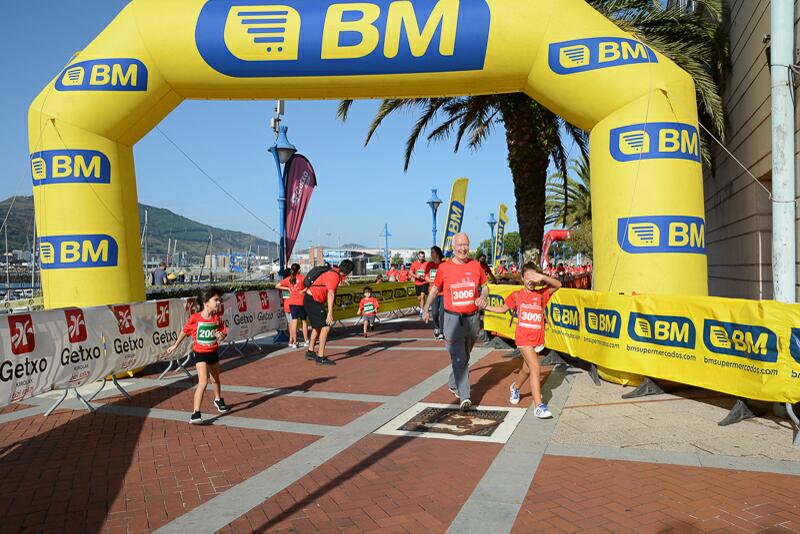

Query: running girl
[357,287,380,337]
[166,286,230,424]
[277,263,309,348]
[485,263,561,418]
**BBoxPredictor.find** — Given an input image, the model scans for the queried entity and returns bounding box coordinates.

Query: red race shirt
[308,269,343,304]
[505,289,550,347]
[359,297,380,316]
[425,261,441,283]
[183,312,227,353]
[433,259,488,314]
[410,260,429,286]
[397,269,409,282]
[278,274,306,306]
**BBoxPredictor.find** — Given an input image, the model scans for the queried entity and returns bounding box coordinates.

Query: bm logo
[791,329,800,364]
[610,122,701,163]
[547,303,580,331]
[441,200,465,256]
[30,150,111,187]
[548,37,657,75]
[55,59,147,91]
[703,320,778,363]
[628,313,695,349]
[38,235,119,270]
[196,0,490,77]
[617,216,705,254]
[584,308,621,339]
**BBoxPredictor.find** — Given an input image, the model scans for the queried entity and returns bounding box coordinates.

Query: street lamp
[268,122,297,276]
[380,224,391,271]
[426,189,443,247]
[487,212,497,263]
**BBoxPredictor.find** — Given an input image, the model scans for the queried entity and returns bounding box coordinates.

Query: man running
[423,233,488,410]
[410,250,429,315]
[304,259,354,365]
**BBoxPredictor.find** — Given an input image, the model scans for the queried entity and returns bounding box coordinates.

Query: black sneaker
[189,411,203,424]
[213,398,230,413]
[433,329,440,339]
[316,356,336,366]
[305,350,317,361]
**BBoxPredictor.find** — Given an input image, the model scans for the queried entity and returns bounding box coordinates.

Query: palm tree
[546,156,591,228]
[339,0,728,257]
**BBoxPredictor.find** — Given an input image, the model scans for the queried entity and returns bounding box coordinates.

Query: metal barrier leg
[786,403,800,446]
[158,360,175,380]
[73,389,95,413]
[111,375,133,400]
[87,379,107,401]
[44,388,69,417]
[718,398,756,426]
[541,350,568,367]
[179,354,193,378]
[588,363,601,386]
[621,377,665,399]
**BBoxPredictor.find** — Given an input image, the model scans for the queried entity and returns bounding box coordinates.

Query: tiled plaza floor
[0,315,798,533]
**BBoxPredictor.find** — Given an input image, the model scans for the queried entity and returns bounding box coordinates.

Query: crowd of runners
[173,232,565,424]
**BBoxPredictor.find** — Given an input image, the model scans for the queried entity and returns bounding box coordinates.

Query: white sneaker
[534,404,553,419]
[460,399,472,411]
[289,342,298,349]
[509,384,521,405]
[302,341,309,347]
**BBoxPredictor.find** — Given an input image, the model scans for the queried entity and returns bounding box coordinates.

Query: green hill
[0,196,277,262]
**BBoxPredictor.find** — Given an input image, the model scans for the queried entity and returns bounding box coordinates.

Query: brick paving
[0,318,799,533]
[219,343,450,396]
[101,386,379,427]
[0,402,34,415]
[512,455,800,534]
[0,408,316,533]
[425,349,553,407]
[218,434,502,534]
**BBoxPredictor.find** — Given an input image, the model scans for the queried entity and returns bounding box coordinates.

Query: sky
[0,0,560,253]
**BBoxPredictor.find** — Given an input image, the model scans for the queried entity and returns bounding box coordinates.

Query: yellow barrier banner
[484,285,800,403]
[332,282,418,321]
[441,178,469,257]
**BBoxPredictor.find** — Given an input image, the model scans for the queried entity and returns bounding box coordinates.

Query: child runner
[166,286,230,424]
[357,287,380,337]
[277,263,309,348]
[485,263,561,418]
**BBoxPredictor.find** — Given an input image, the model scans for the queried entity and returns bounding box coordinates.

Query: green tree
[546,155,591,228]
[339,0,728,256]
[391,253,403,266]
[369,255,384,263]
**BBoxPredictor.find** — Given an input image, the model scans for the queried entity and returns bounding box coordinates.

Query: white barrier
[0,290,287,409]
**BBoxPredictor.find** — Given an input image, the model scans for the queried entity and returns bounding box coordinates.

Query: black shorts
[290,305,307,320]
[415,284,429,296]
[304,294,328,329]
[364,314,377,326]
[193,349,220,365]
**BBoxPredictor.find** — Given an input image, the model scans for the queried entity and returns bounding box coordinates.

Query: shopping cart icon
[39,241,56,264]
[627,223,659,247]
[224,4,301,61]
[61,66,85,87]
[618,130,650,156]
[558,45,589,69]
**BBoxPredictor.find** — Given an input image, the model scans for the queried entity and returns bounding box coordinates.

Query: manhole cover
[398,407,509,437]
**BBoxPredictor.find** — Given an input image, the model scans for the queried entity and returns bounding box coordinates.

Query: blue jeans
[443,312,480,401]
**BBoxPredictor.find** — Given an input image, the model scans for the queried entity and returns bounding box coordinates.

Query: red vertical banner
[283,154,317,261]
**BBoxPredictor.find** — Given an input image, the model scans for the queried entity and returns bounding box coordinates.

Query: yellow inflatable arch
[29,0,706,309]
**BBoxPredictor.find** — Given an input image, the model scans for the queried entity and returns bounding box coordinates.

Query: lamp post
[487,212,497,263]
[380,224,391,271]
[426,189,443,247]
[267,121,297,276]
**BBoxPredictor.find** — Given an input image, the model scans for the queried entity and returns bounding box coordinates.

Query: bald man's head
[452,232,470,262]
